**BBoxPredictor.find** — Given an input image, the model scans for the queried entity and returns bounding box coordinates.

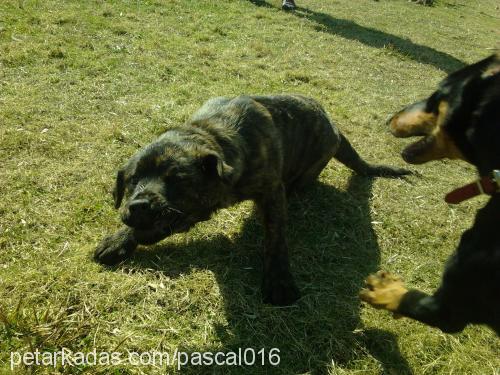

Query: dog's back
[191,95,408,193]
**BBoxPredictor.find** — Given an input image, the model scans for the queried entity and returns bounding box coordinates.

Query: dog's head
[388,54,500,176]
[113,130,234,233]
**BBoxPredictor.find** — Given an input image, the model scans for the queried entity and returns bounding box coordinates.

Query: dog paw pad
[360,271,408,312]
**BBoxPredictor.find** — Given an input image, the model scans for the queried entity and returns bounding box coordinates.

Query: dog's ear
[201,153,234,184]
[113,169,125,209]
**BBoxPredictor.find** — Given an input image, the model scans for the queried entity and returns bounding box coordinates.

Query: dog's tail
[334,133,411,177]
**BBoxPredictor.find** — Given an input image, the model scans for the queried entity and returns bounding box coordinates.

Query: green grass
[1,0,499,373]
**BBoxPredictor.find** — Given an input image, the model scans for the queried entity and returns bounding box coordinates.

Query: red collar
[445,170,500,204]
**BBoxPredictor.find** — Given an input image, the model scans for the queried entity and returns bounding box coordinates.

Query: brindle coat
[94,95,409,306]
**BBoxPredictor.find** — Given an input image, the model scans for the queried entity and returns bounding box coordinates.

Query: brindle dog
[94,95,409,306]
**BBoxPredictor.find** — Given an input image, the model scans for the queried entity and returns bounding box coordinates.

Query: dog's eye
[426,93,441,114]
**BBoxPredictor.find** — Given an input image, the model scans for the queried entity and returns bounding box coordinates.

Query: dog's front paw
[262,272,300,306]
[359,271,408,312]
[94,229,137,265]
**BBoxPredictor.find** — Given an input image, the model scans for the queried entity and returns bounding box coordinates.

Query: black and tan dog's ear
[201,153,234,184]
[113,169,125,209]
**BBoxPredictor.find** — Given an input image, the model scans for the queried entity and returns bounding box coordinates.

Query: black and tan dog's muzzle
[388,100,465,164]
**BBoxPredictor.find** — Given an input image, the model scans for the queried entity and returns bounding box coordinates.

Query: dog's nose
[128,199,150,215]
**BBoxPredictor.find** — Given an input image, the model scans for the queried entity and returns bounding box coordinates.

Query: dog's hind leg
[334,133,411,177]
[286,156,331,194]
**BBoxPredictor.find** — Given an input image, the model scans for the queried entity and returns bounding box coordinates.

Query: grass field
[1,0,499,373]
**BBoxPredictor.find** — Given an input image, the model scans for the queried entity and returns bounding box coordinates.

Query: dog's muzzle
[122,198,185,231]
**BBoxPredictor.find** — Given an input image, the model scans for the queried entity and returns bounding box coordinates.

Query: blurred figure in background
[411,0,433,4]
[282,0,296,10]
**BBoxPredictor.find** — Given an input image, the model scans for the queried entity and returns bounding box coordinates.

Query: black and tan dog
[94,94,409,306]
[360,54,500,334]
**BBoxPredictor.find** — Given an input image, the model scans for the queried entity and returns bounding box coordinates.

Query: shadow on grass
[249,0,464,73]
[130,175,413,374]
